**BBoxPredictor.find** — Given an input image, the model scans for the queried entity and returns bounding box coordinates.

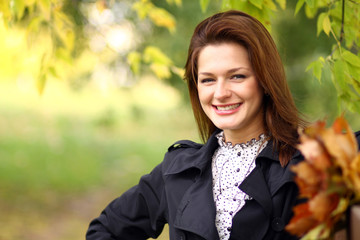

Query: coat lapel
[239,141,303,217]
[239,166,272,216]
[170,132,220,239]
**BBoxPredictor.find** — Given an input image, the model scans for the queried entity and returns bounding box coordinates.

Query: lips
[213,103,241,115]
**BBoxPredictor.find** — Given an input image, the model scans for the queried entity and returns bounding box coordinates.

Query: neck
[223,127,266,145]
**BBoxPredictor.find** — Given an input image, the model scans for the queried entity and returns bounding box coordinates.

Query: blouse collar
[215,131,268,149]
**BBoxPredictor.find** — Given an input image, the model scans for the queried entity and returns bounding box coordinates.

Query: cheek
[197,87,209,104]
[244,81,263,101]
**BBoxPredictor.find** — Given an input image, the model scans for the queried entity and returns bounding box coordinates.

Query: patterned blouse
[212,131,268,240]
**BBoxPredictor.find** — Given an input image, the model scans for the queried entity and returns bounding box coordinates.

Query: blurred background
[0,0,359,240]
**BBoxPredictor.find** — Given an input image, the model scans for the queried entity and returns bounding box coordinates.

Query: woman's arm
[86,164,168,240]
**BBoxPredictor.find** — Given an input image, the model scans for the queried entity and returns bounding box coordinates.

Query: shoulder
[161,139,205,175]
[167,140,203,152]
[161,134,219,175]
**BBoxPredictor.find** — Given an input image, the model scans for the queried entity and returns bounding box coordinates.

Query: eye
[199,78,215,84]
[231,74,246,80]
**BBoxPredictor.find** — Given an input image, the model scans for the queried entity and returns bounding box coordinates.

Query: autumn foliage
[286,117,360,238]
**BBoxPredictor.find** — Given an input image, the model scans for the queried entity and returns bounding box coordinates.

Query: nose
[214,81,231,100]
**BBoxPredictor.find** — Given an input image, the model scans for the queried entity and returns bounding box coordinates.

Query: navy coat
[86,131,303,240]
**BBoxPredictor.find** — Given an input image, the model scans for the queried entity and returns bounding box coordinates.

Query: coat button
[271,217,285,232]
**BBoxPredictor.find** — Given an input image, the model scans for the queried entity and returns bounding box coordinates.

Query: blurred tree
[0,0,359,115]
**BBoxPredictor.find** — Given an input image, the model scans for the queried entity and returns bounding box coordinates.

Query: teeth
[216,104,240,111]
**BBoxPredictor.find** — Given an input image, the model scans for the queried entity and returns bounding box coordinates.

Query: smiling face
[197,42,265,143]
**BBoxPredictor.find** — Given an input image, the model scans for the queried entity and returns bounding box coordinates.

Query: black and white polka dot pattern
[212,131,268,240]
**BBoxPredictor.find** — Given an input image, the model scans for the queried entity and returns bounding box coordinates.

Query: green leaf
[304,4,317,18]
[305,0,314,8]
[48,66,59,78]
[264,0,277,11]
[294,0,305,15]
[200,0,210,12]
[27,16,43,33]
[250,0,264,9]
[275,0,286,10]
[301,223,330,240]
[322,14,331,36]
[228,0,247,9]
[342,50,360,68]
[333,59,348,93]
[316,12,326,36]
[347,62,360,81]
[166,0,182,7]
[346,101,360,113]
[221,0,231,10]
[127,51,142,75]
[306,57,324,81]
[14,0,26,20]
[37,73,47,95]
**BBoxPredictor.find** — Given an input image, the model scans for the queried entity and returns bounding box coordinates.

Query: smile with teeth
[215,103,241,111]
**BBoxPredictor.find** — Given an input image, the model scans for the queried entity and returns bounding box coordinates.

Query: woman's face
[197,42,265,142]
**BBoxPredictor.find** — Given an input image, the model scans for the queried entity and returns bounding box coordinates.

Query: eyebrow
[198,67,249,76]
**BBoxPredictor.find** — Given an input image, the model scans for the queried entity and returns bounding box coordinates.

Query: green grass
[0,81,197,240]
[0,107,196,203]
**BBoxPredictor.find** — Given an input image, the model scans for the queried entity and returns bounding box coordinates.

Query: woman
[86,10,307,240]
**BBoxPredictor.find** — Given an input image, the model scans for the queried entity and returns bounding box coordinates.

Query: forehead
[197,42,251,71]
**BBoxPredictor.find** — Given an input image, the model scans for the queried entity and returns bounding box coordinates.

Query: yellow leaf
[322,14,331,36]
[350,155,360,193]
[166,0,182,7]
[148,7,176,33]
[127,51,142,74]
[316,12,326,36]
[38,0,51,21]
[171,66,185,79]
[96,0,107,13]
[143,46,172,65]
[132,0,151,19]
[24,0,36,5]
[150,63,171,79]
[14,0,26,20]
[275,0,286,10]
[0,1,12,21]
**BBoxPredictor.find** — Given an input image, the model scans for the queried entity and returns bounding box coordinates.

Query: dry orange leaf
[286,116,360,239]
[309,192,339,222]
[285,203,318,236]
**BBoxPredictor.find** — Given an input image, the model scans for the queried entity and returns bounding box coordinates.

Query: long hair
[184,10,307,166]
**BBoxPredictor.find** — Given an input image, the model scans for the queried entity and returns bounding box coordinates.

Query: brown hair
[184,10,307,166]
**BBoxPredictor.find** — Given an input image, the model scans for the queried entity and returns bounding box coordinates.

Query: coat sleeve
[86,163,168,240]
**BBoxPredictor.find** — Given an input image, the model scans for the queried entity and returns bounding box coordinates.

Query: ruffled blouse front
[212,131,268,240]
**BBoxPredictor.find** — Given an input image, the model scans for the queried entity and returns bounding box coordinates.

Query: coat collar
[164,130,220,176]
[164,132,302,239]
[165,131,220,239]
[165,131,302,176]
